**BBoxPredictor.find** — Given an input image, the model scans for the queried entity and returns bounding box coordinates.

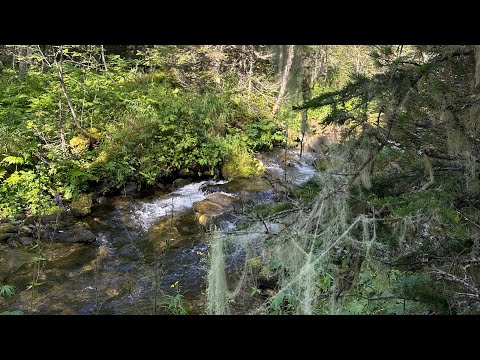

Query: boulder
[145,213,202,252]
[0,223,13,233]
[192,200,224,216]
[70,193,93,217]
[155,182,167,191]
[221,154,265,180]
[19,237,34,246]
[97,196,107,204]
[23,216,39,226]
[14,213,26,221]
[41,213,64,223]
[193,193,241,226]
[204,193,242,211]
[206,177,271,194]
[204,177,274,204]
[173,178,192,188]
[19,226,33,236]
[42,229,97,243]
[0,233,12,242]
[123,182,138,195]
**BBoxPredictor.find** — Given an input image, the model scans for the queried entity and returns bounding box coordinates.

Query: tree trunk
[18,46,29,77]
[55,47,87,136]
[475,45,480,90]
[248,46,254,94]
[300,78,310,156]
[100,45,108,73]
[59,94,66,153]
[272,45,295,116]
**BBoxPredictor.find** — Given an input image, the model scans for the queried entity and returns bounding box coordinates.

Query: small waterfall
[132,180,228,231]
[263,149,317,185]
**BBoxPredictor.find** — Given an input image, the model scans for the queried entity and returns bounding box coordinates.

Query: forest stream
[0,148,317,314]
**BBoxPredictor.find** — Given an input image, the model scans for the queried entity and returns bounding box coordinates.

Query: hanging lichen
[442,108,468,156]
[467,101,480,135]
[464,150,480,193]
[205,233,229,315]
[474,45,480,90]
[424,153,434,183]
[359,162,373,189]
[205,143,384,315]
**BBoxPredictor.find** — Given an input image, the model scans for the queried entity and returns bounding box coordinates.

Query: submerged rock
[44,244,96,270]
[145,212,203,252]
[0,249,35,280]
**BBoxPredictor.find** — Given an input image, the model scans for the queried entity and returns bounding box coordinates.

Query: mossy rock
[69,136,89,154]
[173,178,192,188]
[193,200,224,216]
[197,214,208,227]
[0,223,14,233]
[0,233,12,242]
[87,127,101,141]
[70,193,93,217]
[221,153,265,179]
[178,169,191,177]
[206,177,271,194]
[193,194,241,227]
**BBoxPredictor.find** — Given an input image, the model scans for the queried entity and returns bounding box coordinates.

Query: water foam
[132,180,228,231]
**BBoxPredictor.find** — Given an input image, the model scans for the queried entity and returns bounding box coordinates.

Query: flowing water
[1,149,317,314]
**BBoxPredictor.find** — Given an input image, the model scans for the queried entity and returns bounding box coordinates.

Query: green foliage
[0,284,16,298]
[242,119,285,150]
[70,193,92,216]
[1,156,24,166]
[0,45,283,216]
[165,292,190,315]
[0,169,60,218]
[269,291,299,315]
[292,177,322,204]
[0,310,24,315]
[245,202,292,218]
[396,274,451,314]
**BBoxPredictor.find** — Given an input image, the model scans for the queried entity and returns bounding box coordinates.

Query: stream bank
[0,148,318,314]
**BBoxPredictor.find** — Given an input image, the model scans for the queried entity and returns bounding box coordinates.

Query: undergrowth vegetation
[0,46,286,218]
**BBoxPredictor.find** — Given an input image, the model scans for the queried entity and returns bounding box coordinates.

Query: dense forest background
[1,45,480,315]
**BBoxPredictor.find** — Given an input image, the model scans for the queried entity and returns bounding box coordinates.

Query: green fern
[0,284,16,298]
[1,156,24,166]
